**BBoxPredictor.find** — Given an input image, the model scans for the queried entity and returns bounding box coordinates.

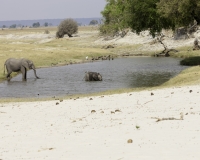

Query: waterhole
[0,57,188,99]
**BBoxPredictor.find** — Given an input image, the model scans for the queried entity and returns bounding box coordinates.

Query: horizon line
[0,17,103,22]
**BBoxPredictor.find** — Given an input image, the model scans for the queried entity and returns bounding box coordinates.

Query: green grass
[162,66,200,87]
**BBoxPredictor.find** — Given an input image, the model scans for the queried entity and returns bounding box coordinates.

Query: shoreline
[1,84,200,159]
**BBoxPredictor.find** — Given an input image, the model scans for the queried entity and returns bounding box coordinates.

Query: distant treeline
[0,17,102,28]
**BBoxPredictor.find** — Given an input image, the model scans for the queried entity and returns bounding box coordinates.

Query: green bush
[180,56,200,66]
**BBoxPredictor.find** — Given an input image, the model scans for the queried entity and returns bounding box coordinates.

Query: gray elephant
[4,58,39,81]
[85,72,102,81]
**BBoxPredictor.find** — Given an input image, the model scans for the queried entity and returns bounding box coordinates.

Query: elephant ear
[22,61,29,70]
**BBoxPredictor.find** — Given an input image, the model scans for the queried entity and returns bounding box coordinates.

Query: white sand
[1,85,200,160]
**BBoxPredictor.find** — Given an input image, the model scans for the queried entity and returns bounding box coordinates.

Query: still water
[0,57,188,98]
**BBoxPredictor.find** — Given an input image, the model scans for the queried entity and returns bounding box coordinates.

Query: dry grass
[0,26,111,82]
[1,26,200,102]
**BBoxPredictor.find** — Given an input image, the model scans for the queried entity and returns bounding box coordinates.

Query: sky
[0,0,107,21]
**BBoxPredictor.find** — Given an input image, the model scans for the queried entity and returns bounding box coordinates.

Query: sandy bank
[1,84,200,160]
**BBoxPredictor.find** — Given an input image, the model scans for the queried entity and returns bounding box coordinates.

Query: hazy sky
[0,0,106,21]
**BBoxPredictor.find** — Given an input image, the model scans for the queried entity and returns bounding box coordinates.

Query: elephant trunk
[3,63,6,75]
[32,64,39,79]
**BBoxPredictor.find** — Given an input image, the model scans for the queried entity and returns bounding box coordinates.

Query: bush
[32,22,40,28]
[89,20,98,25]
[180,56,200,66]
[56,18,78,38]
[44,22,48,27]
[10,24,16,28]
[44,30,50,34]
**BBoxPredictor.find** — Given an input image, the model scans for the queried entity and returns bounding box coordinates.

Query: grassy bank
[0,26,200,102]
[0,26,112,82]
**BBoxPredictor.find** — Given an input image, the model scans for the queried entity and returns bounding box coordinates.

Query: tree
[127,0,174,37]
[44,22,48,27]
[9,24,17,28]
[100,0,128,35]
[56,18,78,38]
[89,20,98,25]
[100,0,129,36]
[32,22,40,28]
[157,0,200,27]
[100,0,200,37]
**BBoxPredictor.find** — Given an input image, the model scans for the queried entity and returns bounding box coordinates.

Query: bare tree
[155,34,178,57]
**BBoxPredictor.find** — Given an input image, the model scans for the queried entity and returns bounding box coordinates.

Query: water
[0,57,188,99]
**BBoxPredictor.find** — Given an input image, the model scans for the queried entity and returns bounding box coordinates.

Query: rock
[115,109,121,112]
[127,139,133,143]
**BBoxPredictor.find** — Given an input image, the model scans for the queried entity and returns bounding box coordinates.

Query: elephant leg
[6,72,12,81]
[21,67,27,81]
[6,67,12,81]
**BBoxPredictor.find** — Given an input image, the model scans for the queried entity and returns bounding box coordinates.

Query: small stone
[136,125,140,129]
[60,99,63,102]
[189,90,192,93]
[56,102,59,105]
[115,109,121,112]
[151,92,154,96]
[91,110,96,113]
[127,139,133,143]
[89,98,93,100]
[111,111,115,114]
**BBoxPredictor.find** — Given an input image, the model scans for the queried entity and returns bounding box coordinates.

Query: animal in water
[4,58,39,81]
[84,72,102,81]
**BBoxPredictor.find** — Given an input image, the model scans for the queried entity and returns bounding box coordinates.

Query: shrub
[10,24,16,28]
[32,22,40,28]
[44,30,50,34]
[180,56,200,66]
[56,18,78,38]
[44,22,48,27]
[89,20,98,25]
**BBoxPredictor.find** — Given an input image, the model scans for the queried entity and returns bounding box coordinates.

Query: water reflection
[128,71,173,87]
[0,57,188,98]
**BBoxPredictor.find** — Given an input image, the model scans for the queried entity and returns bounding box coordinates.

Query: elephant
[85,72,102,81]
[4,58,39,81]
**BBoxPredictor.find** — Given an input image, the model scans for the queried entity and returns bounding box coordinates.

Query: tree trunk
[193,38,200,50]
[155,34,178,57]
